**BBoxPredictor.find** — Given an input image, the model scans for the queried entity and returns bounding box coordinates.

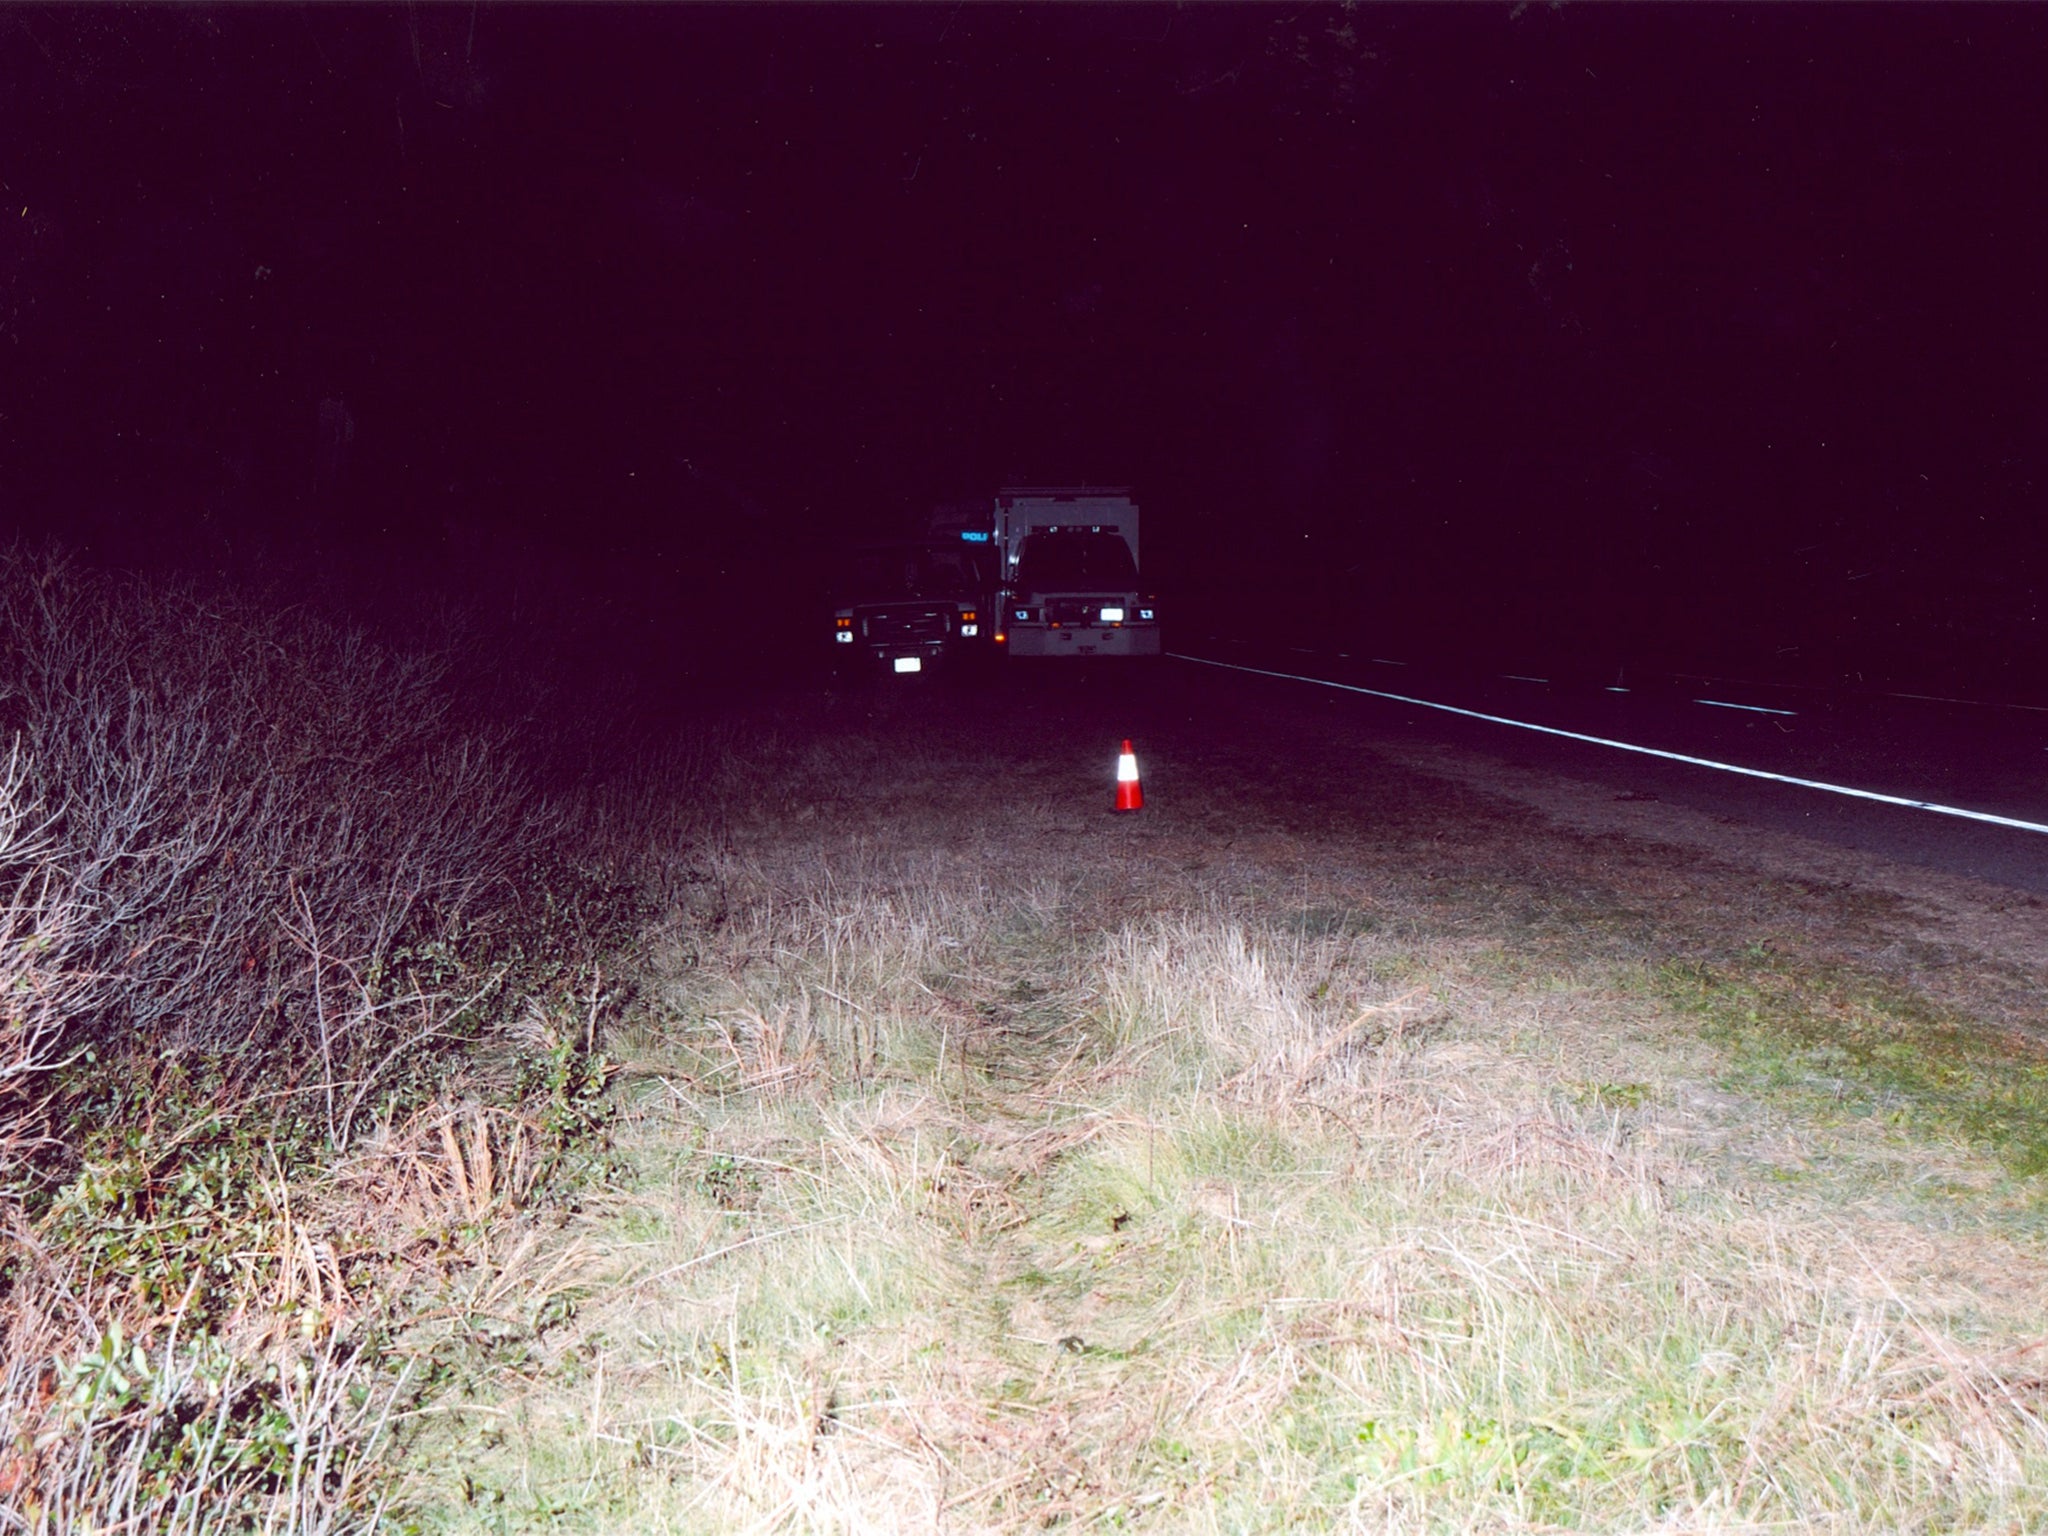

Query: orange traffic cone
[1113,739,1143,812]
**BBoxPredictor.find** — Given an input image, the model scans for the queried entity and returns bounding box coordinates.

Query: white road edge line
[1170,652,2048,837]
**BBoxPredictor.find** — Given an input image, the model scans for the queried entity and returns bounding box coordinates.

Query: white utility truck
[986,487,1159,659]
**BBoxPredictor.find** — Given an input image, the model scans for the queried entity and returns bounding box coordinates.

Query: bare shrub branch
[0,537,683,1529]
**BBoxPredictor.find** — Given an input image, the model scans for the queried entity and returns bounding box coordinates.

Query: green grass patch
[1651,954,2048,1180]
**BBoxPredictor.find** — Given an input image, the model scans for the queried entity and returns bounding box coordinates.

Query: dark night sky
[4,3,2045,687]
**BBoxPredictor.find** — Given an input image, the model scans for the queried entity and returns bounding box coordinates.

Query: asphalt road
[1167,641,2048,898]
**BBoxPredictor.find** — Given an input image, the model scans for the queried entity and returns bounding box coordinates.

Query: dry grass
[7,565,2039,1533]
[398,690,2048,1533]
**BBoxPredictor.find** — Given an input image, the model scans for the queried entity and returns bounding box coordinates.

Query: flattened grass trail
[404,663,2048,1533]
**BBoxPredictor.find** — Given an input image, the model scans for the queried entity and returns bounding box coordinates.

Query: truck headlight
[835,631,854,643]
[1100,607,1125,624]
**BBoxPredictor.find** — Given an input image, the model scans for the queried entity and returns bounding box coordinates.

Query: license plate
[893,657,922,673]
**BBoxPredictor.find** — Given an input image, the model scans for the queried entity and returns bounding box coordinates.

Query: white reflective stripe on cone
[1117,753,1139,781]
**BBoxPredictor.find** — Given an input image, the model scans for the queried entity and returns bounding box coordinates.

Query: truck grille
[1044,598,1124,625]
[861,604,952,643]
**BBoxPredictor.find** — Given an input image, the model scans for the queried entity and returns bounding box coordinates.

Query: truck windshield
[833,545,987,602]
[1013,532,1138,592]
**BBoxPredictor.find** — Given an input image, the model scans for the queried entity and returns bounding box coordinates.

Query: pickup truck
[828,539,992,676]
